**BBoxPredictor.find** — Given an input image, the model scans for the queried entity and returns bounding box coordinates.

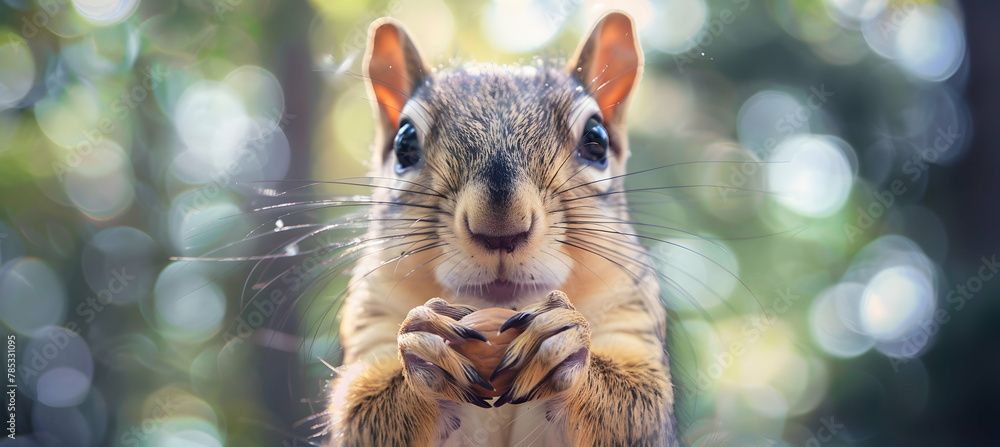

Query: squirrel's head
[361,12,644,306]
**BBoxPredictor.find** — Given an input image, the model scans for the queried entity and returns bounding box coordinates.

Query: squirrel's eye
[393,121,423,174]
[577,116,609,168]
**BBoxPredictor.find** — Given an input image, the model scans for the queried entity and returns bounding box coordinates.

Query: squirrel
[318,11,678,447]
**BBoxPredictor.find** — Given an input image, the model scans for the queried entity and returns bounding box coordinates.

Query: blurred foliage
[0,0,984,446]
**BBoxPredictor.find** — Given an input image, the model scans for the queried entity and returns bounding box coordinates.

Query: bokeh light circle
[737,91,808,159]
[34,82,101,148]
[767,134,854,217]
[232,126,292,187]
[643,0,709,54]
[168,193,245,256]
[727,324,813,417]
[860,265,935,341]
[171,75,287,192]
[840,236,939,361]
[170,126,291,189]
[160,429,224,447]
[846,235,937,283]
[0,259,66,335]
[482,0,563,53]
[153,262,227,342]
[222,65,285,139]
[20,326,94,407]
[37,366,91,407]
[174,81,250,173]
[63,140,136,221]
[894,4,965,82]
[61,24,142,75]
[584,0,657,32]
[71,0,140,26]
[741,385,787,419]
[810,282,876,357]
[823,0,888,21]
[653,238,739,311]
[153,417,225,447]
[81,226,159,306]
[394,0,456,57]
[0,34,36,111]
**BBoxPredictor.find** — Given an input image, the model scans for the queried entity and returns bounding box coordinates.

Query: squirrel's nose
[470,230,531,253]
[465,215,533,254]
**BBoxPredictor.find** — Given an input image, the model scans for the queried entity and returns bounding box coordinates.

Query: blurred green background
[0,0,996,445]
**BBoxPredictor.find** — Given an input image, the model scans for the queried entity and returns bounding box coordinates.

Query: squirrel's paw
[492,291,591,407]
[398,298,495,408]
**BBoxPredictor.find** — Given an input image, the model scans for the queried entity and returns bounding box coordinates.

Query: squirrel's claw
[499,290,575,333]
[398,299,491,406]
[463,364,495,391]
[492,291,591,407]
[423,297,478,321]
[400,304,487,342]
[498,311,533,333]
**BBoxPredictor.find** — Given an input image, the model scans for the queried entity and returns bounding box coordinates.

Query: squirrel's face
[362,13,643,306]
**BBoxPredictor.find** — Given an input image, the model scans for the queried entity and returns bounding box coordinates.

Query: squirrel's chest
[439,401,571,447]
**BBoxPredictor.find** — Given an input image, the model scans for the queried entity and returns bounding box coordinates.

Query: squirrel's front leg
[327,299,494,447]
[494,291,678,447]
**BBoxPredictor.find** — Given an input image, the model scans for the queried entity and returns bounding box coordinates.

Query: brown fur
[321,11,678,447]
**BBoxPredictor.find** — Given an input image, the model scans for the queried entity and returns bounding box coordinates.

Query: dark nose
[470,230,531,253]
[465,215,532,253]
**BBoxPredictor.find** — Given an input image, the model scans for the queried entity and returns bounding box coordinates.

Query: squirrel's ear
[364,18,427,132]
[568,11,643,127]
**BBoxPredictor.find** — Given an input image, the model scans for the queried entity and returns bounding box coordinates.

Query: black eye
[393,121,423,174]
[577,116,608,168]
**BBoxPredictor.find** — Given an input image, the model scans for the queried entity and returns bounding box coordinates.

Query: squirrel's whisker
[181,196,441,238]
[558,217,726,252]
[241,232,448,346]
[562,217,806,242]
[245,177,447,199]
[559,233,737,320]
[554,160,786,196]
[563,183,782,203]
[564,226,765,316]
